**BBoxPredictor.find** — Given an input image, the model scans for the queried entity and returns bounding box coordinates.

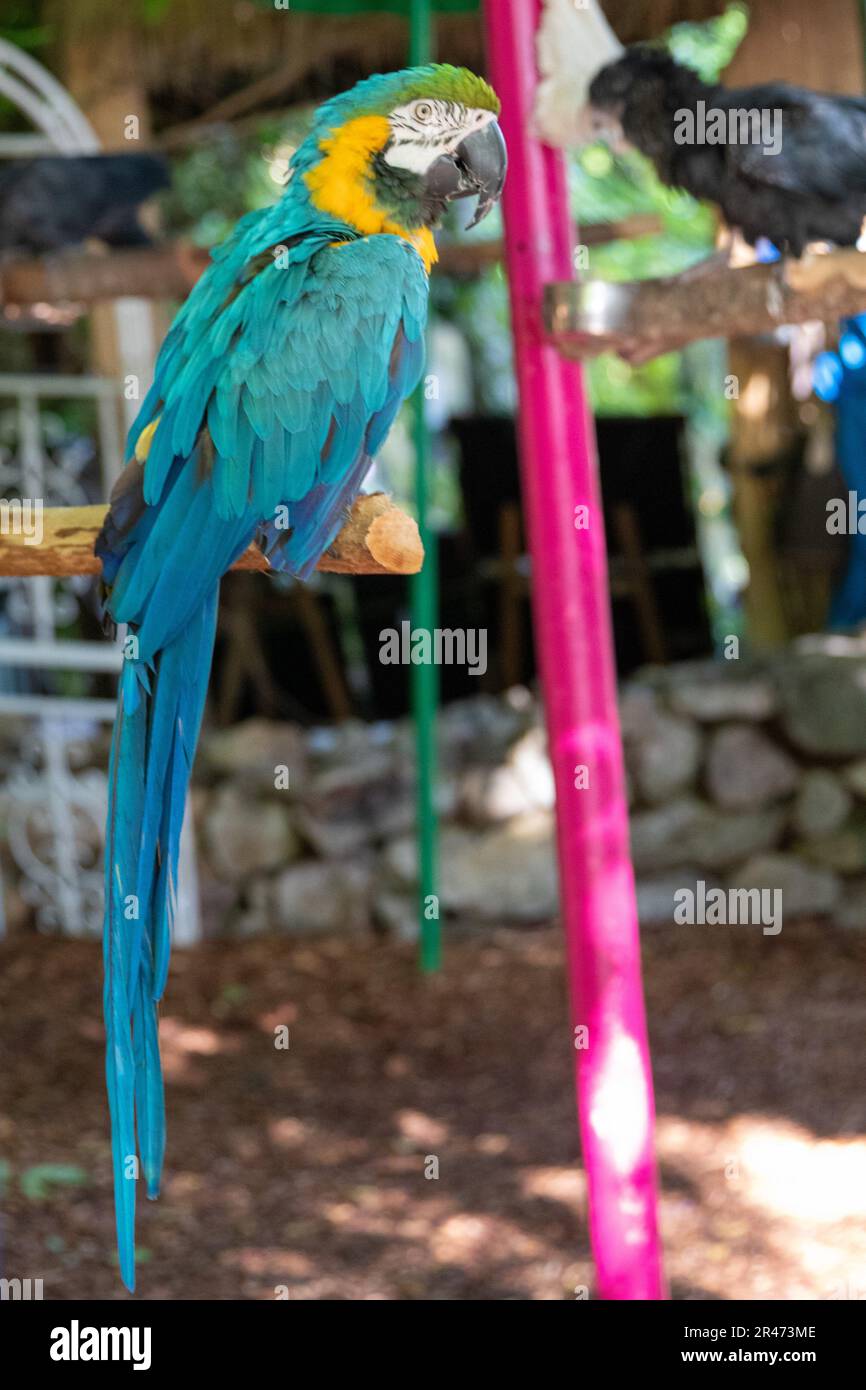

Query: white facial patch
[384,100,496,174]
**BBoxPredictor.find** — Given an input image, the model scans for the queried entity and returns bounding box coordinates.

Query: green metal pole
[409,0,432,66]
[408,0,440,972]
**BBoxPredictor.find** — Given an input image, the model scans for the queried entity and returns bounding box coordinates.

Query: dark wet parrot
[0,154,168,254]
[586,46,866,257]
[95,64,506,1290]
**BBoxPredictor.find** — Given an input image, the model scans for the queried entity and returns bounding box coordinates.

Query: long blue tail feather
[103,667,146,1291]
[133,956,164,1201]
[103,586,219,1290]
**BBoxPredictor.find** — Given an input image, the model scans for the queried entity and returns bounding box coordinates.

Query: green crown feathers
[313,63,501,135]
[394,64,500,114]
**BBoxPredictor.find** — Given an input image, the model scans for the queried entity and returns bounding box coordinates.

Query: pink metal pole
[483,0,666,1300]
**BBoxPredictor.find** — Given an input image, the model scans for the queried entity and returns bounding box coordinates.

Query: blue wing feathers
[99,222,429,1289]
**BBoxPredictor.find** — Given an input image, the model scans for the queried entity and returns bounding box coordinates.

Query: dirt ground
[2,919,866,1301]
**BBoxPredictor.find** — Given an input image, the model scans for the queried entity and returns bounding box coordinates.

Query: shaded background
[2,0,866,1300]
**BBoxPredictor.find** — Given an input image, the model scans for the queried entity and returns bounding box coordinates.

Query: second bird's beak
[424,119,507,229]
[580,105,629,153]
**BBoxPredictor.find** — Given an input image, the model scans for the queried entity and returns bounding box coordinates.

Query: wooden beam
[0,493,423,579]
[546,249,866,364]
[0,244,210,308]
[580,213,664,246]
[437,215,662,277]
[0,214,668,310]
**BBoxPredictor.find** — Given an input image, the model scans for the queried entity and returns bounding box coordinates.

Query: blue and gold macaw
[95,65,505,1291]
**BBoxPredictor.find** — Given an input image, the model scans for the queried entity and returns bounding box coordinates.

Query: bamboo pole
[484,0,666,1300]
[0,494,424,578]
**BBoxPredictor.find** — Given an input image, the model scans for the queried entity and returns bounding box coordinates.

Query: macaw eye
[414,101,434,123]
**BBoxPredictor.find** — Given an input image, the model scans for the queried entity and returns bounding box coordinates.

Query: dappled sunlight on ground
[2,921,865,1299]
[657,1116,866,1299]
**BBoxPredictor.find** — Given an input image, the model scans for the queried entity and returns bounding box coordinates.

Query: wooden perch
[0,493,423,579]
[545,249,866,364]
[0,214,668,309]
[0,243,211,308]
[437,216,662,278]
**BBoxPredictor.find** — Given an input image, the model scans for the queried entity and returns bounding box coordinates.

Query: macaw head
[297,65,506,267]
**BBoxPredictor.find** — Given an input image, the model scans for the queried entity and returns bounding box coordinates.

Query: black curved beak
[423,119,507,229]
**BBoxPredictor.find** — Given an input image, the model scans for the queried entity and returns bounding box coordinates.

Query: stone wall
[622,647,866,930]
[188,641,866,938]
[192,687,557,940]
[7,643,866,938]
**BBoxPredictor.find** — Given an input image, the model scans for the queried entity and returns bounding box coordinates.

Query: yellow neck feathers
[304,115,438,274]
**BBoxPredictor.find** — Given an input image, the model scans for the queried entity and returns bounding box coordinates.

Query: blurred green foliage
[437,0,749,418]
[667,1,749,81]
[0,0,51,54]
[2,0,749,424]
[19,1163,88,1201]
[281,1,477,11]
[0,0,52,128]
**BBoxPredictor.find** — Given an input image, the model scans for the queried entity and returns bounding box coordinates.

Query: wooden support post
[727,341,795,649]
[60,10,167,436]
